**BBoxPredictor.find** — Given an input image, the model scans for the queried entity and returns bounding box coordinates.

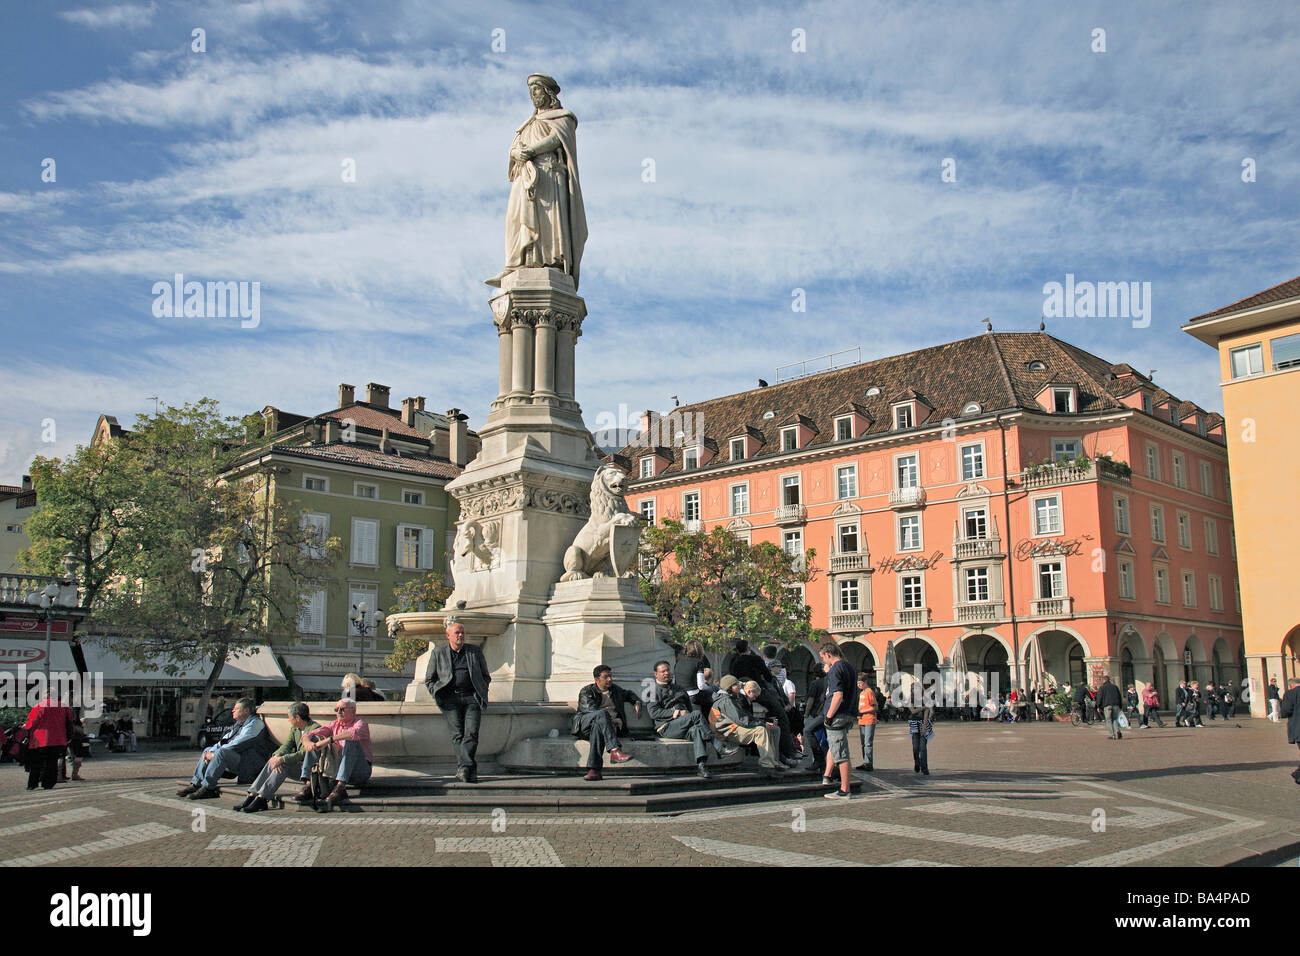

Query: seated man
[177,697,273,800]
[116,712,138,752]
[300,698,372,811]
[709,677,787,778]
[572,665,640,781]
[234,702,319,814]
[648,660,737,778]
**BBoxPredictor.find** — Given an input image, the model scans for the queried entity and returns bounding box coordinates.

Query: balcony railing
[682,518,702,533]
[1023,460,1093,489]
[955,602,1003,623]
[952,536,1001,560]
[0,573,52,605]
[888,486,926,509]
[829,551,872,575]
[774,503,807,525]
[1030,596,1074,618]
[830,612,871,633]
[894,607,930,628]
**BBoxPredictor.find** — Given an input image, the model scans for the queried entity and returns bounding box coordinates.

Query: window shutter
[396,523,409,567]
[420,528,434,570]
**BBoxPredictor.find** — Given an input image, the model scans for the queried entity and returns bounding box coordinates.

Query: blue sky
[2,0,1297,482]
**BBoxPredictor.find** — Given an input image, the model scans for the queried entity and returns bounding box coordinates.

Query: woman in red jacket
[23,696,73,791]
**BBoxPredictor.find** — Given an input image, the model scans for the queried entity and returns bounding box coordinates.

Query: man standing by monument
[489,73,587,290]
[425,621,492,783]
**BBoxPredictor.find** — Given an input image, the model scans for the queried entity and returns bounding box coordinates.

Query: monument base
[499,736,745,774]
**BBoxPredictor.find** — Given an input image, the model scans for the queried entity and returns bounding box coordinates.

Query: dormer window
[835,416,853,441]
[1027,360,1047,371]
[683,447,699,470]
[729,437,746,461]
[961,401,982,415]
[780,426,798,452]
[1141,392,1153,414]
[865,386,881,397]
[893,405,914,430]
[638,457,654,479]
[1052,387,1076,413]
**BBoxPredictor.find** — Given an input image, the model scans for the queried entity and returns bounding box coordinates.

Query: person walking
[1140,684,1165,728]
[1188,682,1204,727]
[1206,683,1220,721]
[1097,675,1125,740]
[1072,681,1091,724]
[1174,681,1190,727]
[1125,685,1140,725]
[908,701,933,775]
[855,673,878,772]
[1267,677,1282,722]
[1221,682,1236,720]
[1277,678,1300,785]
[22,695,73,791]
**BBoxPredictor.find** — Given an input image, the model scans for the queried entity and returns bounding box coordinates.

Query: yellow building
[1184,275,1300,714]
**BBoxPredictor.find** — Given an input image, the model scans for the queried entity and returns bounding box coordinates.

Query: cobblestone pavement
[2,719,1296,867]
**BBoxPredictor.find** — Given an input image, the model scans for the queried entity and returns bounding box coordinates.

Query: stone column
[509,312,534,402]
[533,312,557,403]
[493,316,513,407]
[555,317,579,405]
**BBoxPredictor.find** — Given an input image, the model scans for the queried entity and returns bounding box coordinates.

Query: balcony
[1030,596,1074,618]
[894,607,930,628]
[888,486,926,509]
[830,612,872,633]
[682,518,702,533]
[955,602,1004,624]
[952,536,1001,561]
[829,550,872,575]
[774,503,807,525]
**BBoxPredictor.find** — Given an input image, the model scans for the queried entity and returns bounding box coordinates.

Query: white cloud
[58,2,157,30]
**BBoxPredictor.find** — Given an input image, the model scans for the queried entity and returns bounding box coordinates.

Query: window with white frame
[835,416,853,441]
[1181,570,1196,607]
[730,437,745,461]
[837,523,859,554]
[301,512,329,558]
[781,427,798,452]
[1172,452,1186,488]
[896,454,918,489]
[1204,518,1218,555]
[733,529,751,546]
[785,585,805,608]
[683,447,699,470]
[1052,388,1075,413]
[351,517,379,566]
[783,530,803,568]
[1118,558,1135,599]
[348,583,379,638]
[963,507,987,540]
[1229,343,1263,378]
[396,524,434,570]
[893,405,914,430]
[1176,512,1191,549]
[1199,461,1213,497]
[836,465,858,500]
[964,567,990,603]
[898,514,921,551]
[683,491,701,523]
[1154,565,1170,604]
[901,574,923,609]
[838,578,860,612]
[1209,574,1223,611]
[303,475,328,492]
[298,588,326,634]
[1150,505,1165,543]
[1145,443,1161,481]
[729,483,749,516]
[1033,495,1062,536]
[639,498,656,524]
[781,474,801,505]
[960,443,985,480]
[354,482,377,499]
[402,489,424,506]
[1141,392,1154,415]
[639,457,654,479]
[1037,561,1064,599]
[1052,438,1081,461]
[1114,494,1130,534]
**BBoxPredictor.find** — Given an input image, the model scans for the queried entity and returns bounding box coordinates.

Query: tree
[24,400,339,741]
[383,571,453,673]
[638,519,817,656]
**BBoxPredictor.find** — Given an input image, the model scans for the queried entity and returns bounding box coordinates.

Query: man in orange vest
[855,673,878,772]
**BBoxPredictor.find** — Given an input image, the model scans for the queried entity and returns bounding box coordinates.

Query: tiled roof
[617,331,1220,478]
[1187,274,1300,322]
[271,442,462,479]
[321,404,430,440]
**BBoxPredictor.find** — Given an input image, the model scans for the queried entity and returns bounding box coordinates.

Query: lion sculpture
[560,465,640,581]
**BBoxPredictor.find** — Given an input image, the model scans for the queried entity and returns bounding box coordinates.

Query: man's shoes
[234,793,257,812]
[293,784,315,804]
[855,762,874,772]
[176,783,201,798]
[820,775,834,786]
[315,784,347,813]
[761,766,787,779]
[696,763,712,779]
[717,745,740,758]
[914,764,921,773]
[243,795,269,814]
[72,774,85,781]
[454,768,468,783]
[608,748,632,764]
[1117,732,1123,739]
[922,769,930,775]
[781,757,802,767]
[584,769,602,781]
[824,789,851,800]
[188,786,220,800]
[467,768,478,784]
[1290,768,1300,786]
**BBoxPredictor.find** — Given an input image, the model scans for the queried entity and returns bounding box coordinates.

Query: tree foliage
[383,572,452,673]
[637,519,817,656]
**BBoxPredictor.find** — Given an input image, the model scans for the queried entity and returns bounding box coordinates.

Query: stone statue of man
[488,74,588,290]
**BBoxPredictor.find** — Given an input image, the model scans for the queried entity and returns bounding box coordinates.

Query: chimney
[262,407,279,436]
[447,409,469,467]
[379,426,391,455]
[338,383,355,407]
[638,409,658,446]
[324,419,340,443]
[366,383,390,408]
[416,396,426,411]
[401,397,418,427]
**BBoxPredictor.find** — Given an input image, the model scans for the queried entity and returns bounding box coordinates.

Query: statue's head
[527,73,561,111]
[595,463,629,500]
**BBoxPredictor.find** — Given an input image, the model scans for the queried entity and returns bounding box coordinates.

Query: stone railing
[888,486,926,509]
[894,607,930,628]
[829,551,872,574]
[774,503,807,525]
[952,537,1001,560]
[1030,596,1074,618]
[1023,461,1093,490]
[0,573,55,606]
[830,612,871,633]
[955,602,1003,623]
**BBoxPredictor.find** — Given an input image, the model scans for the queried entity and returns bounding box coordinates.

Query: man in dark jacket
[1072,681,1091,723]
[730,640,798,760]
[1174,681,1190,726]
[424,620,492,783]
[177,698,274,799]
[572,665,640,781]
[1278,678,1300,785]
[1096,675,1125,739]
[649,661,736,778]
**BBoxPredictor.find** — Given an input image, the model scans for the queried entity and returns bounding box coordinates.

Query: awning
[78,642,288,688]
[0,638,79,672]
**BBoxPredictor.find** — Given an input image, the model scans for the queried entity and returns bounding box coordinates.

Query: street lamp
[25,551,80,682]
[348,601,384,680]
